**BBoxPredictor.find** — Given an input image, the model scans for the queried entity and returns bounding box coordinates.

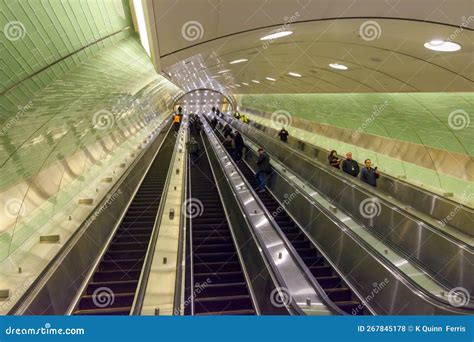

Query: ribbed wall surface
[0,0,182,261]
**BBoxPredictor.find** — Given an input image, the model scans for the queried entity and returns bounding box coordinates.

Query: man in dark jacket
[223,124,232,137]
[256,148,271,192]
[360,159,380,186]
[342,152,359,177]
[233,131,244,162]
[278,128,289,142]
[210,116,218,129]
[186,137,200,166]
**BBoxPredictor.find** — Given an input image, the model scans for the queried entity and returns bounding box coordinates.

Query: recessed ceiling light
[260,31,293,41]
[251,80,260,84]
[329,63,348,70]
[288,72,302,77]
[242,82,249,86]
[230,58,248,64]
[424,40,461,52]
[218,69,231,74]
[266,77,276,81]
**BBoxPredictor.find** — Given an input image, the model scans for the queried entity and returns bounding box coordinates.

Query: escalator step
[78,292,135,310]
[86,280,138,295]
[194,271,245,284]
[194,295,254,314]
[194,261,241,273]
[93,270,141,282]
[326,288,353,302]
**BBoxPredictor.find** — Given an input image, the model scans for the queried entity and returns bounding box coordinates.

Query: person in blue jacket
[360,159,380,186]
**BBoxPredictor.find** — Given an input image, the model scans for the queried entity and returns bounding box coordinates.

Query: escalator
[185,131,256,315]
[72,131,176,315]
[237,161,365,315]
[207,120,366,315]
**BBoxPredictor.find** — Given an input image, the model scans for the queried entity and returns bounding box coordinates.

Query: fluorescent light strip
[242,82,249,86]
[266,77,276,81]
[230,58,248,64]
[329,63,348,70]
[218,69,231,74]
[260,31,293,41]
[288,72,301,77]
[251,80,260,84]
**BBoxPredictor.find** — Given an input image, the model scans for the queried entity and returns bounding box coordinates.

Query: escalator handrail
[204,115,346,316]
[222,116,473,248]
[239,129,474,313]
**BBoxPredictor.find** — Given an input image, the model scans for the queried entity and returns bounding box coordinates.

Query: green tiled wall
[0,0,182,259]
[237,93,474,156]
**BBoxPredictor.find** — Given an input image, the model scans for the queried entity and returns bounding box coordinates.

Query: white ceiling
[143,0,474,94]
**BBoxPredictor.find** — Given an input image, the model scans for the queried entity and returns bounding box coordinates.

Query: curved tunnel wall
[236,93,474,205]
[0,1,182,261]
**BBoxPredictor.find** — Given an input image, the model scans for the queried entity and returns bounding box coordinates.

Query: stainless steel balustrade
[218,116,474,295]
[237,127,474,315]
[239,109,473,236]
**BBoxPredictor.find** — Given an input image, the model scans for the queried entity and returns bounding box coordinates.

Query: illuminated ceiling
[134,0,473,95]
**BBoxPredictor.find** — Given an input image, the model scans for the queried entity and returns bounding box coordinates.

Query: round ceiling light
[329,63,348,70]
[260,31,293,41]
[424,40,461,52]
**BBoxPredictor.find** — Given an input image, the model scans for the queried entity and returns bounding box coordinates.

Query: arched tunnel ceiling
[143,0,473,94]
[174,89,233,114]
